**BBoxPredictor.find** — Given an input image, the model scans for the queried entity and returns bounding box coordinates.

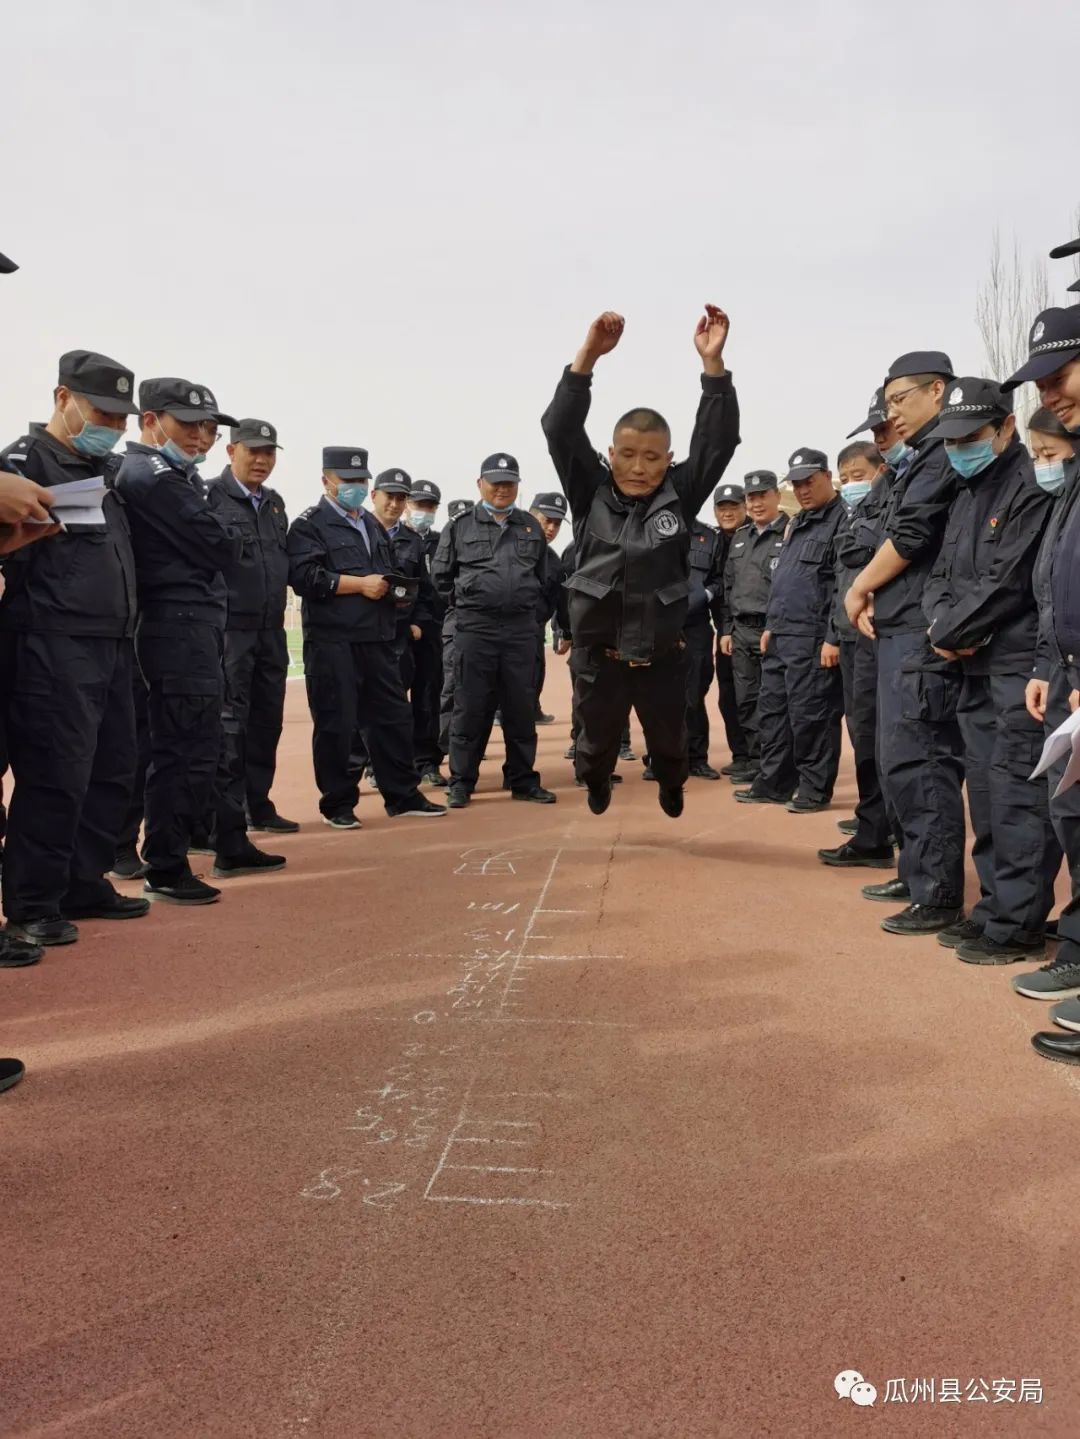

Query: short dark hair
[613,407,670,443]
[837,441,883,468]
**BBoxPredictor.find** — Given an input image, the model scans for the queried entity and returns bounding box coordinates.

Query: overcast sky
[3,0,1078,527]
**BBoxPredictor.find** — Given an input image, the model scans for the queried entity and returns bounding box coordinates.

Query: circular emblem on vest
[653,511,680,537]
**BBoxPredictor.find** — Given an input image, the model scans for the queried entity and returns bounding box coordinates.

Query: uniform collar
[224,465,263,503]
[908,414,944,452]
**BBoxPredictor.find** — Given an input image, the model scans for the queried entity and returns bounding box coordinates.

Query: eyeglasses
[885,381,933,413]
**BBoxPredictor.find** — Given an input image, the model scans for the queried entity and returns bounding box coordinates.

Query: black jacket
[719,516,787,632]
[431,505,553,629]
[924,438,1051,675]
[1033,455,1080,680]
[687,521,725,630]
[541,366,740,660]
[765,495,846,638]
[414,526,446,628]
[874,417,959,636]
[829,478,891,642]
[205,468,290,630]
[287,496,398,643]
[0,426,137,638]
[116,443,243,630]
[385,521,435,630]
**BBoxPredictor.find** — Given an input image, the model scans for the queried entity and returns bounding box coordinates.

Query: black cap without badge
[927,378,1012,440]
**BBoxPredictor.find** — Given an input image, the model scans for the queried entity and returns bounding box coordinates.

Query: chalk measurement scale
[299,846,605,1213]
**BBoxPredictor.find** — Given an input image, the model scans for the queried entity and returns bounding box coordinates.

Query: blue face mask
[336,482,368,510]
[841,480,872,509]
[945,438,997,480]
[408,509,436,530]
[882,440,911,468]
[65,400,124,458]
[1034,459,1067,494]
[481,499,514,516]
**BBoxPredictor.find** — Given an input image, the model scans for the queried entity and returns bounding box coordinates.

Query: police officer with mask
[0,350,145,946]
[737,449,845,813]
[846,351,966,937]
[288,448,445,828]
[432,456,556,809]
[711,481,750,776]
[405,480,447,786]
[718,471,786,787]
[206,418,297,847]
[922,378,1054,966]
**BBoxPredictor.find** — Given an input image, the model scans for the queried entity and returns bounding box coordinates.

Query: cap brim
[0,251,18,274]
[1050,237,1080,260]
[846,414,885,439]
[83,391,139,416]
[534,506,566,518]
[237,441,283,451]
[408,492,440,501]
[927,412,1003,440]
[1070,278,1080,294]
[714,497,744,506]
[331,468,371,480]
[785,466,823,484]
[745,483,778,494]
[481,471,520,482]
[375,485,411,495]
[160,405,217,422]
[1002,345,1080,392]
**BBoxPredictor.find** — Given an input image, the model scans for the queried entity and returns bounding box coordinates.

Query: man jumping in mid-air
[541,305,740,817]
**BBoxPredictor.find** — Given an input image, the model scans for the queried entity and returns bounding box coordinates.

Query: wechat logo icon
[835,1369,877,1407]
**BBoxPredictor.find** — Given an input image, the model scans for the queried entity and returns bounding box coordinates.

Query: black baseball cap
[784,448,830,484]
[847,387,888,438]
[374,468,412,494]
[193,384,238,428]
[231,418,282,449]
[884,351,955,384]
[480,452,520,480]
[927,378,1012,440]
[1002,306,1080,391]
[530,492,568,519]
[713,482,745,504]
[1029,406,1074,438]
[409,480,441,503]
[0,251,17,275]
[322,446,371,479]
[58,350,138,415]
[140,377,228,423]
[744,470,779,494]
[448,499,474,520]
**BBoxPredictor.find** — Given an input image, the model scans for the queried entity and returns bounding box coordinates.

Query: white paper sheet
[1030,704,1080,798]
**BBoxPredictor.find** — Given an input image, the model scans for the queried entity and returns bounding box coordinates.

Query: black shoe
[727,767,759,785]
[956,934,1047,966]
[0,934,43,968]
[512,786,556,805]
[188,828,215,856]
[689,763,721,781]
[880,904,963,936]
[734,787,790,805]
[1031,1030,1080,1064]
[587,780,613,815]
[659,786,684,818]
[0,1057,26,1093]
[247,812,300,834]
[642,764,657,781]
[109,849,148,881]
[5,917,78,947]
[618,745,637,762]
[937,917,983,950]
[786,796,829,814]
[535,712,556,725]
[817,842,894,869]
[720,759,749,776]
[862,878,909,903]
[420,768,449,788]
[837,818,858,835]
[564,744,577,761]
[447,785,470,809]
[322,811,362,830]
[144,875,221,906]
[386,794,447,818]
[211,846,287,878]
[62,893,151,920]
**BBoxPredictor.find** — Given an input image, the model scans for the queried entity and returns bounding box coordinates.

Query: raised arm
[672,304,741,514]
[540,312,624,519]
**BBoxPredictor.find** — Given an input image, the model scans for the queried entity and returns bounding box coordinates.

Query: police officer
[288,448,445,827]
[737,449,845,812]
[921,378,1054,965]
[206,418,297,847]
[436,498,474,764]
[0,350,145,946]
[528,491,569,725]
[405,479,447,786]
[711,481,750,776]
[116,379,245,905]
[846,351,966,937]
[432,456,556,808]
[718,471,786,786]
[818,419,895,868]
[541,306,739,817]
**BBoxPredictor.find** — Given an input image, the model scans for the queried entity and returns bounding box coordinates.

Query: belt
[603,648,651,667]
[736,612,768,627]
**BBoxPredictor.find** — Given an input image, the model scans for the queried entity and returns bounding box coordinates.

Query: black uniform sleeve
[287,513,340,600]
[430,522,458,604]
[120,460,244,573]
[540,369,609,519]
[719,540,737,634]
[926,485,1052,652]
[706,533,727,628]
[886,447,957,562]
[554,542,575,638]
[670,373,741,517]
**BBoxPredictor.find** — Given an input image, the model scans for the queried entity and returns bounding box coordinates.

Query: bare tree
[975,230,1050,382]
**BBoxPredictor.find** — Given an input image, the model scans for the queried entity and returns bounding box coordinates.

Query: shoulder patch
[150,456,170,474]
[299,504,319,519]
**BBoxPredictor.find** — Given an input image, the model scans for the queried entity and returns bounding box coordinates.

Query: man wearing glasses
[845,352,966,937]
